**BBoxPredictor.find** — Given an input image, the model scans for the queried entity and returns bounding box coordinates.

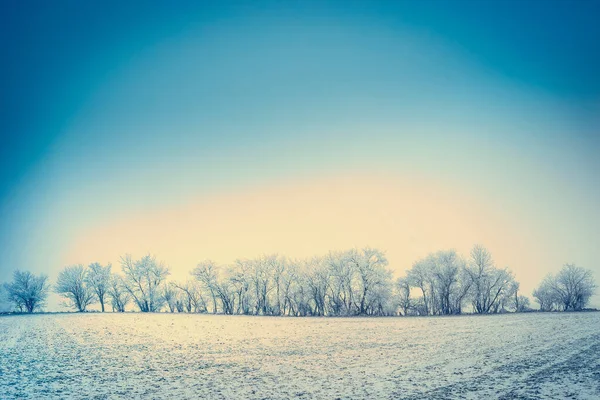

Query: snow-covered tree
[395,277,411,316]
[107,274,130,312]
[534,264,596,311]
[533,275,560,311]
[465,245,516,314]
[56,265,96,312]
[3,270,49,313]
[173,280,206,313]
[121,254,170,312]
[85,262,112,312]
[162,283,178,313]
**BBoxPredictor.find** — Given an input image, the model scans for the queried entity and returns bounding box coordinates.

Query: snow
[1,312,599,399]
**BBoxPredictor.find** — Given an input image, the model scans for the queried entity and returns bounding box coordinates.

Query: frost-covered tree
[407,256,435,315]
[326,251,354,316]
[465,245,516,314]
[534,264,596,311]
[304,256,329,316]
[3,270,49,313]
[507,282,530,312]
[121,254,170,312]
[192,260,239,315]
[229,260,254,315]
[406,251,465,315]
[395,277,411,316]
[107,274,130,312]
[268,255,287,316]
[174,248,391,316]
[173,280,206,313]
[56,265,96,312]
[85,262,112,312]
[514,295,531,312]
[347,247,391,315]
[553,264,596,311]
[192,260,220,314]
[279,259,300,316]
[533,275,560,311]
[403,246,518,315]
[175,294,185,312]
[162,283,178,313]
[215,278,237,315]
[432,250,468,315]
[251,255,277,315]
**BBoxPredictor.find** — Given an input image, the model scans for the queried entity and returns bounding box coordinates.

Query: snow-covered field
[1,312,599,399]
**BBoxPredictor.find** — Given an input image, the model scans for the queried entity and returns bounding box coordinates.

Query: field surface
[1,312,599,399]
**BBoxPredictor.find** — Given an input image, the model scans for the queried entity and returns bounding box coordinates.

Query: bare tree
[407,257,434,315]
[515,295,531,312]
[215,278,236,315]
[280,259,300,316]
[395,277,411,316]
[192,260,220,313]
[555,264,596,310]
[403,245,518,315]
[107,274,130,312]
[3,270,49,313]
[44,244,544,317]
[466,245,515,314]
[173,280,206,313]
[326,251,354,316]
[506,281,529,312]
[536,264,597,311]
[411,296,428,316]
[86,262,112,312]
[190,260,237,315]
[533,275,560,311]
[304,257,329,316]
[175,294,185,312]
[406,251,464,315]
[347,247,390,315]
[162,283,178,313]
[432,250,466,315]
[229,260,253,315]
[121,254,170,312]
[268,255,287,315]
[251,256,277,315]
[56,265,96,312]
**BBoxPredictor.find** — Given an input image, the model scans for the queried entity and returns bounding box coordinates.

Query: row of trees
[1,246,596,315]
[397,245,532,316]
[52,255,169,313]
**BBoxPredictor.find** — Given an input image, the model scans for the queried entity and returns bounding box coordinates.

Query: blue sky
[1,1,599,308]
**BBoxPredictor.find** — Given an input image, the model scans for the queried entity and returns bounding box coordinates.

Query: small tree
[162,283,178,313]
[395,277,411,316]
[3,270,49,313]
[534,264,596,311]
[107,274,130,312]
[553,264,596,311]
[86,262,112,312]
[173,280,206,313]
[56,265,96,312]
[515,295,531,312]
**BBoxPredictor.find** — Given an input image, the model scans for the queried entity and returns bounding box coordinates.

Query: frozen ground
[0,312,599,399]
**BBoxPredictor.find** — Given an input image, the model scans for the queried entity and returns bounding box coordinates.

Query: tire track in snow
[398,333,600,400]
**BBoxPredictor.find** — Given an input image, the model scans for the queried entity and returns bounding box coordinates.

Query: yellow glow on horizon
[63,173,543,292]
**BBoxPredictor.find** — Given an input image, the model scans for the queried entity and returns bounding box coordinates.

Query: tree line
[1,245,596,315]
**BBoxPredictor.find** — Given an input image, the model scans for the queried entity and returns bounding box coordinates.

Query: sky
[1,1,599,310]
